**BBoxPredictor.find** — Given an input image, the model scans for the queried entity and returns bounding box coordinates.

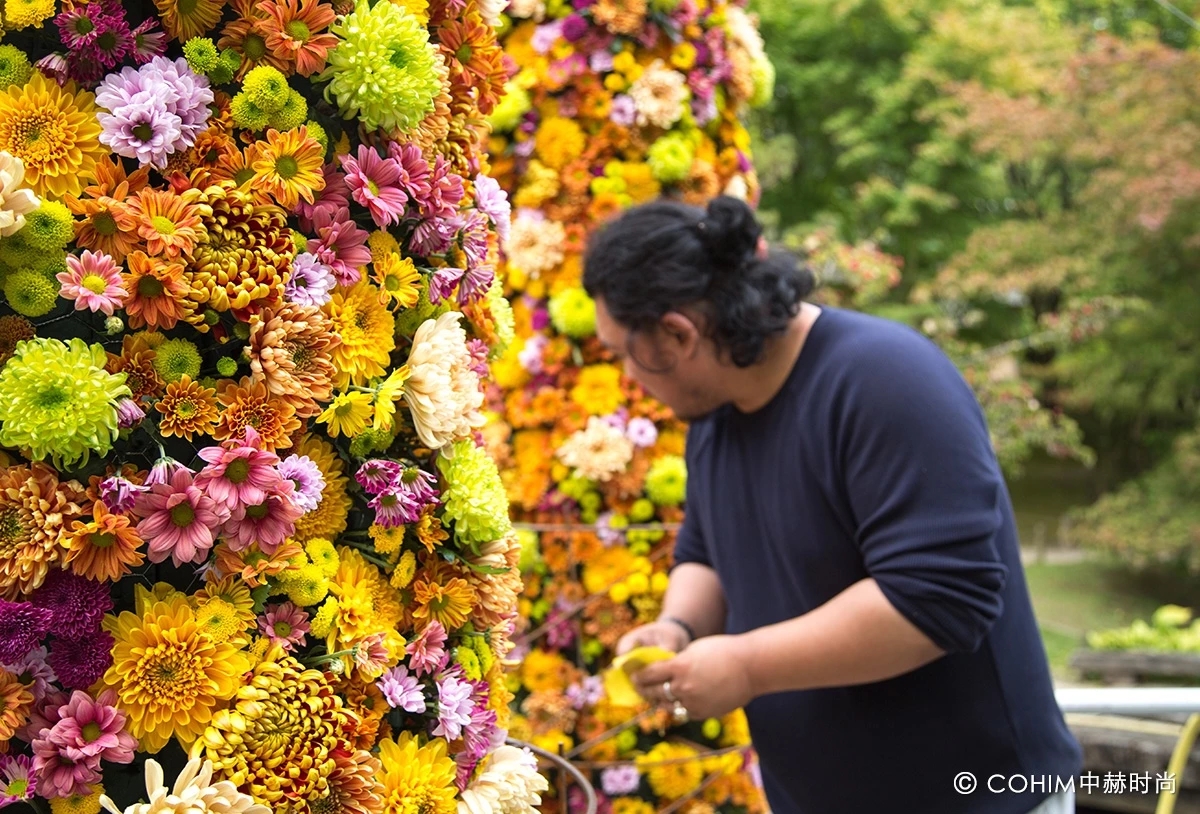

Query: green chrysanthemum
[320,0,444,133]
[0,337,130,467]
[0,45,33,88]
[151,338,202,383]
[304,120,329,154]
[230,93,270,131]
[438,439,513,547]
[3,269,57,317]
[267,90,308,133]
[750,55,776,109]
[0,232,40,268]
[547,287,596,340]
[487,82,531,132]
[242,65,289,113]
[645,454,687,507]
[21,200,74,250]
[486,277,516,354]
[184,37,219,74]
[209,49,242,85]
[216,356,239,377]
[647,131,696,183]
[394,283,450,338]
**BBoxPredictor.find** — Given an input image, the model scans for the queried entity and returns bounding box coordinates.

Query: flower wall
[484,0,773,811]
[0,0,550,812]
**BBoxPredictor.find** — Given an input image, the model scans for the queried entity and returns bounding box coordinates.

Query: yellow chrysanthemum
[250,126,326,209]
[367,230,401,264]
[327,547,404,651]
[0,73,103,199]
[193,573,258,628]
[101,595,250,754]
[292,435,351,542]
[372,253,421,310]
[4,0,54,30]
[193,597,248,645]
[318,391,374,438]
[534,116,585,170]
[325,279,396,388]
[637,742,704,800]
[49,787,103,814]
[305,537,340,578]
[377,733,458,814]
[368,523,404,555]
[570,363,624,415]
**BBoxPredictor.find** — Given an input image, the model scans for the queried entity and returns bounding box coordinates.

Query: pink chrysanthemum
[422,155,465,220]
[44,689,136,764]
[134,467,225,567]
[306,207,371,286]
[4,647,57,704]
[354,632,389,677]
[257,602,309,652]
[31,736,101,799]
[432,674,474,740]
[98,476,144,513]
[387,140,432,204]
[221,482,303,555]
[409,216,459,257]
[195,427,284,512]
[368,488,420,528]
[278,454,325,513]
[295,164,349,232]
[379,664,426,713]
[0,599,52,664]
[0,755,35,807]
[355,459,401,495]
[405,620,448,678]
[57,250,126,316]
[341,145,409,229]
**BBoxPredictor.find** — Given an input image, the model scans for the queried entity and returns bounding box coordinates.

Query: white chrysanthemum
[724,6,767,62]
[555,416,634,482]
[503,213,565,280]
[477,0,508,26]
[0,151,40,237]
[100,758,269,814]
[403,311,486,450]
[457,745,550,814]
[627,60,689,130]
[505,0,546,21]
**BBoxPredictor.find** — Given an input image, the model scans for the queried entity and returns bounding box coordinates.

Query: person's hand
[616,620,691,656]
[632,635,756,722]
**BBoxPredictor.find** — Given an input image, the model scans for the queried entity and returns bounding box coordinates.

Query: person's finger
[615,630,646,655]
[631,658,676,692]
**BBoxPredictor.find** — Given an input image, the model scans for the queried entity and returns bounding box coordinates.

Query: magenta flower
[0,599,52,664]
[429,267,465,305]
[116,398,145,429]
[221,483,303,555]
[341,145,409,228]
[57,250,126,315]
[474,174,510,243]
[379,664,426,713]
[465,338,489,379]
[431,674,475,740]
[422,155,465,220]
[55,3,107,49]
[461,679,501,761]
[257,602,310,652]
[31,571,111,642]
[397,466,439,505]
[355,459,402,495]
[406,620,448,678]
[195,428,284,512]
[69,13,133,82]
[295,164,350,231]
[457,264,495,306]
[32,736,101,799]
[0,755,35,807]
[459,209,491,269]
[44,690,136,764]
[135,467,224,567]
[284,252,336,307]
[387,140,432,204]
[307,207,371,286]
[131,18,167,64]
[278,454,326,513]
[409,216,460,257]
[368,488,420,528]
[47,632,113,693]
[99,476,144,513]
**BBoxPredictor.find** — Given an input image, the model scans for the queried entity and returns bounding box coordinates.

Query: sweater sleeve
[838,333,1010,655]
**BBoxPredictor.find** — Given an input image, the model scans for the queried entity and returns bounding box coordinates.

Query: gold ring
[662,681,676,703]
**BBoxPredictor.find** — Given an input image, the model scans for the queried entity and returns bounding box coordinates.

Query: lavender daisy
[379,665,427,714]
[432,674,475,740]
[284,253,337,307]
[278,454,326,513]
[0,599,52,664]
[474,174,511,243]
[625,416,659,448]
[601,765,641,796]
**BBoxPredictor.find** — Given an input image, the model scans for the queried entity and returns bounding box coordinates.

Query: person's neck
[728,303,823,414]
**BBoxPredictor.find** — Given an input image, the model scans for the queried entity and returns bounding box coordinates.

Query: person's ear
[659,312,701,356]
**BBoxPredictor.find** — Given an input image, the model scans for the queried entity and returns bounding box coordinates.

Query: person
[582,195,1083,814]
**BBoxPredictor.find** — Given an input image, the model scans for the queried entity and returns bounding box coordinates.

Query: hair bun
[697,195,762,271]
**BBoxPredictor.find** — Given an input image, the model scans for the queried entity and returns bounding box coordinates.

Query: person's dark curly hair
[582,195,814,368]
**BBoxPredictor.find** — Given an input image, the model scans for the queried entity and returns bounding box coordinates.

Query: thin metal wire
[1149,0,1200,31]
[512,521,684,533]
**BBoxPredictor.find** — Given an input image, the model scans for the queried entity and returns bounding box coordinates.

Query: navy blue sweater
[674,307,1081,813]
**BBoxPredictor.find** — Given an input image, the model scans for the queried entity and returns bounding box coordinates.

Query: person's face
[594,297,729,421]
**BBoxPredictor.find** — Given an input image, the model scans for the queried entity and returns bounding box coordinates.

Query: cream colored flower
[506,0,545,20]
[627,60,689,130]
[457,745,550,814]
[724,6,768,63]
[100,757,268,814]
[402,311,486,450]
[0,151,39,237]
[476,0,507,26]
[503,214,565,280]
[555,416,634,482]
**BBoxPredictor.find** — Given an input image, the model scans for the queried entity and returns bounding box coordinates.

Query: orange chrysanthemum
[165,123,239,186]
[105,334,165,403]
[0,315,34,367]
[213,538,303,588]
[101,595,250,754]
[219,0,289,78]
[411,572,476,631]
[414,506,448,554]
[126,188,204,259]
[0,463,87,599]
[214,376,302,451]
[0,669,33,743]
[155,0,228,42]
[156,375,220,440]
[122,251,188,330]
[65,500,146,582]
[437,13,507,115]
[250,126,326,209]
[246,303,339,417]
[261,0,338,77]
[68,197,141,262]
[0,73,105,198]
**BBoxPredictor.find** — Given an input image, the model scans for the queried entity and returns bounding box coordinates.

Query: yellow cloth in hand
[603,646,676,707]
